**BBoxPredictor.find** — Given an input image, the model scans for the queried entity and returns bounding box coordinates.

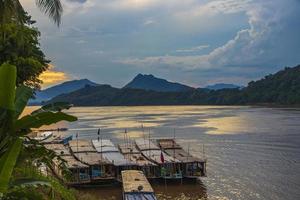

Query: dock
[122,170,157,200]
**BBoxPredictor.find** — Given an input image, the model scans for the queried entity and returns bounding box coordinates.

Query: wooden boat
[157,139,207,178]
[119,143,158,179]
[34,131,53,141]
[92,139,135,181]
[68,139,115,182]
[135,138,183,179]
[44,143,90,184]
[122,170,157,200]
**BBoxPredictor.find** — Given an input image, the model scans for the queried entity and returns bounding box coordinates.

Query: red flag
[160,151,165,163]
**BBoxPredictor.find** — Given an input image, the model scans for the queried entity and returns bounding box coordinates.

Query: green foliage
[0,17,49,89]
[0,0,62,26]
[0,64,77,198]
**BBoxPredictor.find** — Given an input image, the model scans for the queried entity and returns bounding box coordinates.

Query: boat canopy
[135,139,160,151]
[92,139,119,153]
[44,143,71,156]
[69,139,96,153]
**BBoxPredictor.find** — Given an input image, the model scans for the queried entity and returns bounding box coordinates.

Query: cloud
[39,65,70,88]
[118,0,300,72]
[176,45,210,53]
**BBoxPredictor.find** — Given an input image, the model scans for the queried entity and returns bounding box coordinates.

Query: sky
[20,0,300,88]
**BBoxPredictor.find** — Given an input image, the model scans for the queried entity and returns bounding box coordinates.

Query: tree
[0,0,62,26]
[0,63,77,198]
[0,15,49,89]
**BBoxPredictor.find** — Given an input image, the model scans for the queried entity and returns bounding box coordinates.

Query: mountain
[205,83,241,90]
[47,65,300,106]
[32,79,99,103]
[124,74,194,92]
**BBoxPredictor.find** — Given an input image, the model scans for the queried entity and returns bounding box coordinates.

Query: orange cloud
[39,64,69,88]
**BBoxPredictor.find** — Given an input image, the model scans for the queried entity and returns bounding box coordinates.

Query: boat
[135,138,183,180]
[34,131,53,141]
[122,170,157,200]
[157,139,207,178]
[68,139,115,182]
[118,143,158,179]
[92,139,135,181]
[44,143,90,185]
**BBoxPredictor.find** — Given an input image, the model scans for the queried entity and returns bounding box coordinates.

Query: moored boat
[68,139,115,182]
[92,139,135,181]
[118,143,158,179]
[135,138,183,180]
[122,170,157,200]
[157,139,207,178]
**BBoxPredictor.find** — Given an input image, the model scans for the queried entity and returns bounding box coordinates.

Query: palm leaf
[35,0,63,26]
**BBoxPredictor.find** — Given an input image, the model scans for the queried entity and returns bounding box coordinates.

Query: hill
[31,79,99,103]
[124,74,194,92]
[205,83,241,90]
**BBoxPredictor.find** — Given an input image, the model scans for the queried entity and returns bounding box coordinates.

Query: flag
[160,151,165,163]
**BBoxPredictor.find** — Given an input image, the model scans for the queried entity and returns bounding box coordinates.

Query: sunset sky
[21,0,300,88]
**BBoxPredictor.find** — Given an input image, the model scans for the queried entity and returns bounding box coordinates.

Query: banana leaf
[15,85,33,119]
[31,102,73,115]
[15,111,77,131]
[0,138,22,193]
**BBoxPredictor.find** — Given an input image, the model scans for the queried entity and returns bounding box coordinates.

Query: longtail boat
[92,139,135,181]
[118,143,158,179]
[135,138,183,179]
[68,139,115,182]
[44,143,90,185]
[157,139,207,178]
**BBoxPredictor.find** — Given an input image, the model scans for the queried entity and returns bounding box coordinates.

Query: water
[33,106,300,200]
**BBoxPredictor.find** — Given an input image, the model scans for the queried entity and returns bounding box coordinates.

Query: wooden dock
[122,170,157,200]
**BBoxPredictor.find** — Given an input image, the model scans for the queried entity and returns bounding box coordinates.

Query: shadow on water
[77,180,207,200]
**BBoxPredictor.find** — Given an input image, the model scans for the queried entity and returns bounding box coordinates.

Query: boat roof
[157,139,182,149]
[164,149,204,163]
[92,140,119,153]
[102,152,133,166]
[122,170,154,193]
[44,143,71,156]
[73,152,110,165]
[141,150,179,164]
[60,155,88,169]
[124,193,157,200]
[118,143,140,154]
[135,139,160,151]
[124,153,157,166]
[92,139,114,147]
[69,139,96,153]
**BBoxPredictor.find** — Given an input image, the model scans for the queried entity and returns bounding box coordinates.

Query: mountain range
[35,65,300,106]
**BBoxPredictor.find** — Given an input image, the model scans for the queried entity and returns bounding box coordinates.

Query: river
[29,106,300,200]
